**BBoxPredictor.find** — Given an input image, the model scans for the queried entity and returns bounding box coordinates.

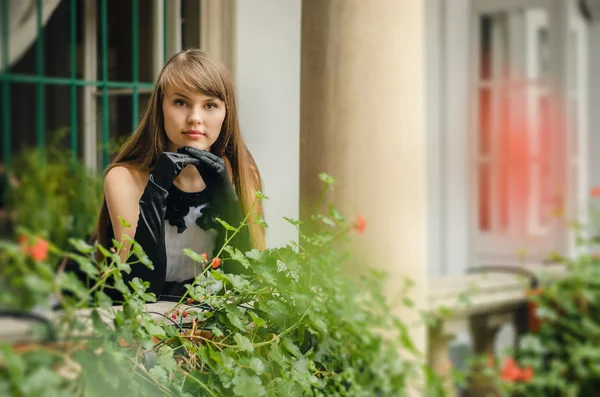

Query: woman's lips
[183,130,205,139]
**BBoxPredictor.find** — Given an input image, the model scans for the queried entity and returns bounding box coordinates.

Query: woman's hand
[149,151,203,191]
[177,146,252,264]
[176,146,230,187]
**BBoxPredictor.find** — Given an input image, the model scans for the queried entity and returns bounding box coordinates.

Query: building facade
[2,0,600,377]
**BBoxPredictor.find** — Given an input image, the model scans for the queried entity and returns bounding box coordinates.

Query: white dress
[163,185,218,282]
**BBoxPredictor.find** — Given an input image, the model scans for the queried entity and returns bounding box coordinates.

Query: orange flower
[521,367,534,382]
[29,238,49,262]
[18,235,49,262]
[500,357,523,382]
[353,215,367,234]
[591,186,600,197]
[211,257,221,269]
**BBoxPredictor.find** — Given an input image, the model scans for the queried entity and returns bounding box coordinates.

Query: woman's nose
[186,107,203,125]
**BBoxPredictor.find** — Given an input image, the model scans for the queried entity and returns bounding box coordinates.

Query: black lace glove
[177,147,251,264]
[124,152,201,297]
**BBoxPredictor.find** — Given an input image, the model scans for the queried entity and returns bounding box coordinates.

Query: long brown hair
[95,49,265,250]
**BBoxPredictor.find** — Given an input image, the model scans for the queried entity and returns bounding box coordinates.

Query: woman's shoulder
[104,165,149,198]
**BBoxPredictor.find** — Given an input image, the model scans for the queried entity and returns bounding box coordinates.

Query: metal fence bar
[100,0,109,168]
[36,0,45,152]
[132,0,139,132]
[70,0,77,161]
[1,0,11,167]
[1,1,157,168]
[1,73,154,88]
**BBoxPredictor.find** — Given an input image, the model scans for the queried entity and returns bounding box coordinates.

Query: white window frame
[467,0,590,267]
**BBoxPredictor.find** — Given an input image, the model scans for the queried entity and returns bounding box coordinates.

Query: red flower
[500,357,534,383]
[353,215,367,234]
[521,367,534,382]
[18,235,49,262]
[591,186,600,197]
[211,257,221,269]
[187,298,194,305]
[171,314,177,320]
[500,357,523,382]
[183,311,188,318]
[201,253,207,262]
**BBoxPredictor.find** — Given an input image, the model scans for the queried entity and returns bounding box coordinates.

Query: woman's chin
[177,142,210,151]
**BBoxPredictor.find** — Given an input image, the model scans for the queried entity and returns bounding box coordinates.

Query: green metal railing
[0,0,168,169]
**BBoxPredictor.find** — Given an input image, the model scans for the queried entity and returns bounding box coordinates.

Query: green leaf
[226,312,247,331]
[234,333,254,352]
[211,327,224,338]
[216,217,237,231]
[254,213,269,228]
[21,367,63,394]
[232,373,266,397]
[246,249,268,262]
[226,274,251,292]
[113,276,130,296]
[282,337,301,358]
[0,345,25,386]
[117,261,131,273]
[129,277,148,294]
[249,311,267,328]
[67,253,99,277]
[318,173,336,185]
[24,274,53,294]
[96,244,120,264]
[254,190,268,200]
[269,344,287,368]
[183,248,207,263]
[117,216,132,228]
[90,309,110,333]
[283,217,303,226]
[68,238,96,254]
[157,346,178,372]
[329,204,345,224]
[95,291,113,308]
[145,322,167,338]
[210,270,226,281]
[58,272,89,300]
[148,366,168,383]
[316,215,336,227]
[224,246,251,269]
[130,242,153,269]
[249,357,265,373]
[142,292,157,303]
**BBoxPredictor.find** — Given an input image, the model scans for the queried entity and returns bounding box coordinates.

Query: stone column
[300,0,429,360]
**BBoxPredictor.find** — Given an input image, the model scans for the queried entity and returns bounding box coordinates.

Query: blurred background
[2,0,600,392]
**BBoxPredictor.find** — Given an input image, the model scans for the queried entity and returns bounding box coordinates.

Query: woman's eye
[174,99,187,107]
[205,102,218,110]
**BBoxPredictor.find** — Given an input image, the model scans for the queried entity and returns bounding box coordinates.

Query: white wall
[234,0,302,248]
[588,22,600,193]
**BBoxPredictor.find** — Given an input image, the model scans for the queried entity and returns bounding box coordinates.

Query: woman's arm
[104,166,146,262]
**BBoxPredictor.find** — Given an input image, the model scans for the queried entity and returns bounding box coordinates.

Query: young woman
[95,49,265,302]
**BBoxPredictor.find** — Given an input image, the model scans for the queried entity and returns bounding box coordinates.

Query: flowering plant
[460,186,600,397]
[0,172,445,396]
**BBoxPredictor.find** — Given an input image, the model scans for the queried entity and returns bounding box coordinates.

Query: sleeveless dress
[163,184,218,282]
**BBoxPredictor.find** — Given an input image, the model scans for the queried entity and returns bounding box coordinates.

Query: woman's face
[162,86,226,152]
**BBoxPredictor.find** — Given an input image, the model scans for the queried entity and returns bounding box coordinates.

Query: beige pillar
[300,0,429,365]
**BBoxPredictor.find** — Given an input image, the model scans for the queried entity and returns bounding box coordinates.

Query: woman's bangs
[161,64,225,100]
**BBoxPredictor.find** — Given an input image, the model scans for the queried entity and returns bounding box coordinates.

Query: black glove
[177,147,251,264]
[123,152,201,297]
